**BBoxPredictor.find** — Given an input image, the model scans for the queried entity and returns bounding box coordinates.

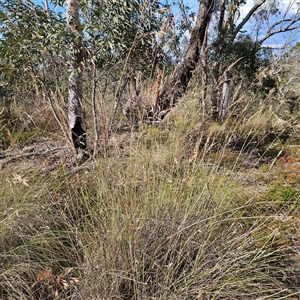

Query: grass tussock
[0,103,63,150]
[1,90,300,299]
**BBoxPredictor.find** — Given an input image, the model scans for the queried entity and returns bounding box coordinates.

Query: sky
[240,0,300,49]
[180,0,300,50]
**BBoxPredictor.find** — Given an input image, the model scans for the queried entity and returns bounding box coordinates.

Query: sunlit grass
[0,89,300,299]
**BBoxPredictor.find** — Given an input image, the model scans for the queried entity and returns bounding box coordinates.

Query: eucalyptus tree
[152,0,215,121]
[0,0,66,104]
[0,0,167,151]
[208,0,300,120]
[153,0,300,122]
[66,0,87,152]
[79,0,169,145]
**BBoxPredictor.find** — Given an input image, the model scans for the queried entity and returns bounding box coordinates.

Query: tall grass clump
[0,165,83,299]
[0,84,299,299]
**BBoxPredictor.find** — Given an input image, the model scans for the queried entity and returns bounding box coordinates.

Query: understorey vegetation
[1,0,300,299]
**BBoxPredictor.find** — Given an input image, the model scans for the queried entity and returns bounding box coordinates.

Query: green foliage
[226,35,272,80]
[80,0,169,77]
[0,0,68,109]
[0,0,67,76]
[264,183,298,204]
[0,0,169,105]
[207,33,272,90]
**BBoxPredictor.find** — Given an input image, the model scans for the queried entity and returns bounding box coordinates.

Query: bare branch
[259,16,300,45]
[233,0,266,38]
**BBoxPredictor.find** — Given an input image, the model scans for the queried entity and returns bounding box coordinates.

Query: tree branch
[259,16,300,45]
[233,0,266,39]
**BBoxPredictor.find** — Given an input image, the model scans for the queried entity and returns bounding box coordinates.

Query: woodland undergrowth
[0,86,300,300]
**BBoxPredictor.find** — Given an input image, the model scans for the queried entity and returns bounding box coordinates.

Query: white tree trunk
[66,0,87,152]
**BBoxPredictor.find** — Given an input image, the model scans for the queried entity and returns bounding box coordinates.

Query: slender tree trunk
[200,31,208,119]
[211,0,266,121]
[219,70,231,121]
[151,0,214,121]
[91,60,99,156]
[66,0,87,152]
[210,0,227,120]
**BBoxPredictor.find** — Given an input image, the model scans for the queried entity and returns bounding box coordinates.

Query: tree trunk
[66,0,87,152]
[210,0,228,120]
[200,31,208,118]
[219,70,231,121]
[211,0,266,121]
[151,0,214,121]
